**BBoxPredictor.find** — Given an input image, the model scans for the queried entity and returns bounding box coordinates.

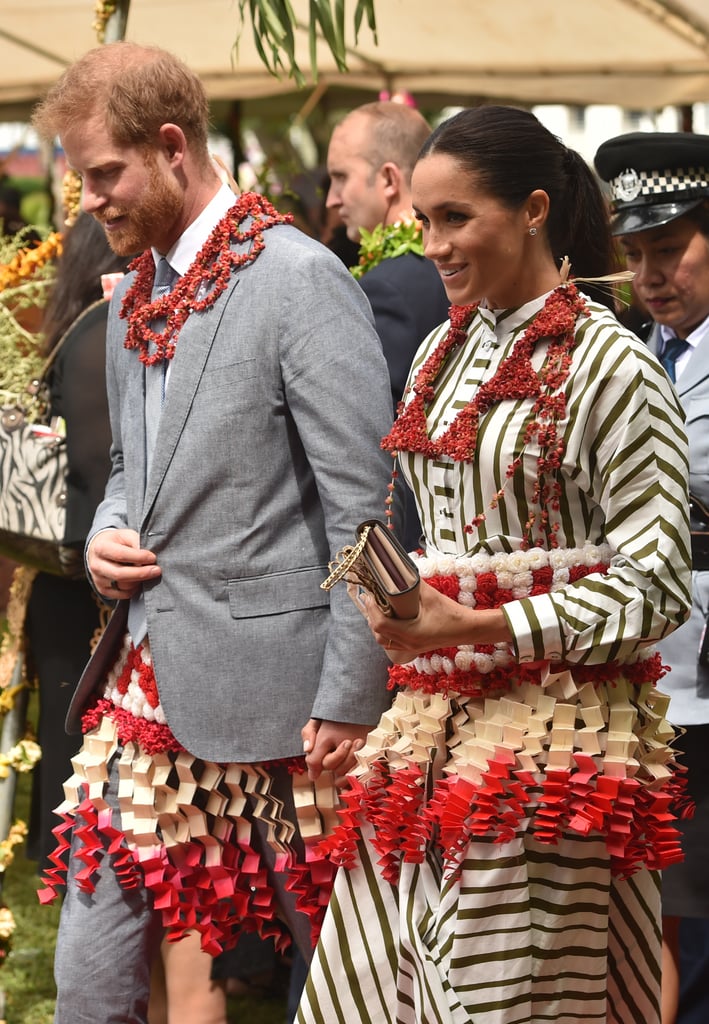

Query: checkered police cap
[594,131,709,235]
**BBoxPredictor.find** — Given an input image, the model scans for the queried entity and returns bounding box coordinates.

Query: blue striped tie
[128,257,178,647]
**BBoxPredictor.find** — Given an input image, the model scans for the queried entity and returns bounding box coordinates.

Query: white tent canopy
[0,0,708,120]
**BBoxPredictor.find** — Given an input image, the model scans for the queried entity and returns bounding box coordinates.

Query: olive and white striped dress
[297,290,692,1024]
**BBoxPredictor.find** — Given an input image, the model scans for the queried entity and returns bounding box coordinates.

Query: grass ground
[0,692,289,1024]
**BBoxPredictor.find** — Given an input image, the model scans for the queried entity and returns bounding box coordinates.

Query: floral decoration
[0,903,16,977]
[105,638,165,722]
[121,192,292,366]
[0,227,61,981]
[315,543,683,884]
[383,546,669,698]
[0,739,41,779]
[0,230,61,414]
[381,282,589,546]
[0,231,61,293]
[0,822,27,877]
[61,170,82,228]
[92,0,118,42]
[351,217,423,280]
[0,822,27,968]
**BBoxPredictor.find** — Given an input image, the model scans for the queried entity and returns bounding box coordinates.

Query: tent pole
[103,0,131,44]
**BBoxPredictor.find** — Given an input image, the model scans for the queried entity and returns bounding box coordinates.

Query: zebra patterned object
[0,405,67,573]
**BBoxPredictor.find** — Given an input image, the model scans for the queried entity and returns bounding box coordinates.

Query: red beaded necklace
[120,192,293,366]
[382,282,589,544]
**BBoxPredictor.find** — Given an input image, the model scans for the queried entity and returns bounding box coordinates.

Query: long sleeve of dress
[400,294,691,666]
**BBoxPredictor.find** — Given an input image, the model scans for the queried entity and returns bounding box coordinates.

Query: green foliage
[19,195,51,232]
[0,229,59,416]
[235,0,377,87]
[0,735,59,1024]
[351,218,424,279]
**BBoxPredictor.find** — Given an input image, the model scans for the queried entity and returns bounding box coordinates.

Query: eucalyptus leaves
[236,0,377,85]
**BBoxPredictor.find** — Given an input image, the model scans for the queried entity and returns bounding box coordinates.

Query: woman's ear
[526,189,550,233]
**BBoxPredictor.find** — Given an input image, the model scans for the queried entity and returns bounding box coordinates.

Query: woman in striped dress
[297,106,692,1024]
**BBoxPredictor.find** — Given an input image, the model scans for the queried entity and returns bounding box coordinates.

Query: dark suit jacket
[359,252,449,550]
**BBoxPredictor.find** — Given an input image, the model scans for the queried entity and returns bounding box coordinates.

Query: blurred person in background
[0,183,30,237]
[327,100,449,551]
[595,130,709,1024]
[25,211,128,872]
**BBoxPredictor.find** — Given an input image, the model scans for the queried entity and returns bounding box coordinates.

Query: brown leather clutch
[321,519,420,619]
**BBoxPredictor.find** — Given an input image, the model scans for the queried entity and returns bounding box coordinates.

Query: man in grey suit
[595,131,709,1024]
[32,42,396,1023]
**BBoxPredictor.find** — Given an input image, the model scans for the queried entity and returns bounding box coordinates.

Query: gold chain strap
[320,524,372,591]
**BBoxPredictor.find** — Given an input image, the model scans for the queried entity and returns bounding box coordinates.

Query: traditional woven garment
[299,548,685,1024]
[38,635,339,955]
[297,292,691,1024]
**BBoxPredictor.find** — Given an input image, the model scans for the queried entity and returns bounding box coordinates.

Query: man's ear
[158,123,187,167]
[379,161,404,200]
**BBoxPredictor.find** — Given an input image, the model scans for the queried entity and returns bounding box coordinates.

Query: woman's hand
[362,579,512,655]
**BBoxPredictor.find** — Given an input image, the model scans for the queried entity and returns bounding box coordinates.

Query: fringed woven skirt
[38,634,339,956]
[297,545,689,1024]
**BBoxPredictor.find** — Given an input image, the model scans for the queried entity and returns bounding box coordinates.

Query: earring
[529,227,538,236]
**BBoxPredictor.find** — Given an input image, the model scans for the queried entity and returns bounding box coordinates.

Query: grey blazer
[647,323,709,724]
[67,224,397,761]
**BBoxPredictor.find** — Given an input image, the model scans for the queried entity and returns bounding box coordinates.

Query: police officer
[595,131,709,1024]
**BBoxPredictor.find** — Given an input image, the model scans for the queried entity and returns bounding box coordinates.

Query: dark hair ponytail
[420,106,614,309]
[553,148,615,308]
[41,213,130,356]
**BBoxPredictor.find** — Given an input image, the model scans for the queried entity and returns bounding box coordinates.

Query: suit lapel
[676,330,709,399]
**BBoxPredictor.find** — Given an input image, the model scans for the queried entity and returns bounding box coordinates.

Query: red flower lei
[120,192,293,366]
[382,283,589,545]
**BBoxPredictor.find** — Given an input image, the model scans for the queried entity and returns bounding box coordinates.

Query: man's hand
[87,528,162,599]
[301,718,372,784]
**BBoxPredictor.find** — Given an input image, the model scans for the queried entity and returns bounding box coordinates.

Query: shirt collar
[151,184,236,276]
[659,312,709,353]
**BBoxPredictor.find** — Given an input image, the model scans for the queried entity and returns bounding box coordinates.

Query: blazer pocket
[199,358,259,393]
[227,565,330,619]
